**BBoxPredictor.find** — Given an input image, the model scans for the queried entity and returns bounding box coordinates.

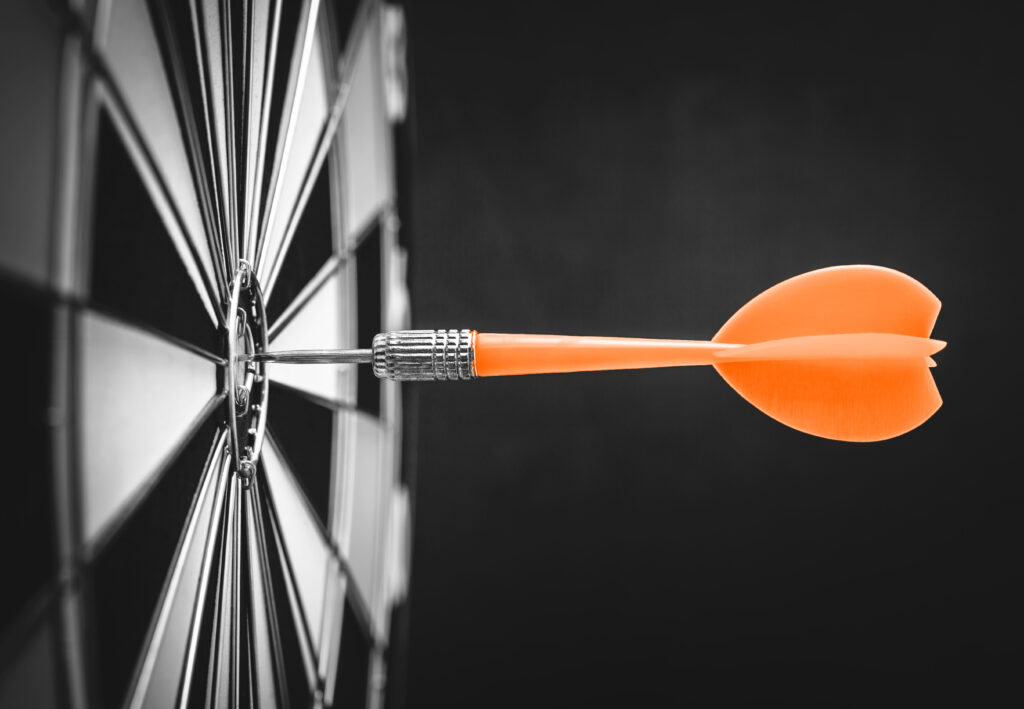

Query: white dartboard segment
[341,6,394,242]
[262,436,332,656]
[267,263,355,404]
[78,311,218,548]
[344,411,390,634]
[259,19,331,294]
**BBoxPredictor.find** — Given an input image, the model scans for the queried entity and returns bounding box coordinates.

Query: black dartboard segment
[267,381,334,527]
[329,0,360,55]
[356,223,382,416]
[84,412,221,709]
[90,110,218,354]
[0,280,56,638]
[266,157,334,323]
[0,604,67,708]
[335,596,371,708]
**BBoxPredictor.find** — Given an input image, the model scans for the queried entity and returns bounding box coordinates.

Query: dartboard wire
[125,428,226,709]
[264,423,393,657]
[89,0,226,311]
[74,299,225,365]
[243,0,277,268]
[205,470,245,707]
[248,475,297,707]
[52,33,88,298]
[254,0,320,280]
[265,433,382,646]
[269,377,358,414]
[77,393,226,563]
[83,78,223,328]
[315,557,348,698]
[144,0,231,298]
[50,302,90,709]
[264,207,387,349]
[259,93,335,304]
[177,438,233,709]
[241,0,276,269]
[222,0,242,276]
[258,446,320,688]
[242,477,281,706]
[266,252,343,341]
[195,0,238,284]
[260,0,380,304]
[181,0,232,294]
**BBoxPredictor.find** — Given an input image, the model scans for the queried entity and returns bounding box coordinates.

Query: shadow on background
[406,3,1020,707]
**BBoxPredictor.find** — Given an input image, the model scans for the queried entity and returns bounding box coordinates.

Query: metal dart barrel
[248,329,477,381]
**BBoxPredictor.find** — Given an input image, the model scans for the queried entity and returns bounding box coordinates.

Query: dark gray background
[403,3,1020,706]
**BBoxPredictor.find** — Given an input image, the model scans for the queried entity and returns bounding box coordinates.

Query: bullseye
[224,260,269,479]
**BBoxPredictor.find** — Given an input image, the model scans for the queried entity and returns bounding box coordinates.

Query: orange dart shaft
[472,333,739,377]
[472,332,945,377]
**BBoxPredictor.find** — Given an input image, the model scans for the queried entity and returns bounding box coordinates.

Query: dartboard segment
[0,281,57,638]
[343,412,394,635]
[89,107,219,352]
[82,411,222,709]
[332,598,373,708]
[95,0,219,306]
[77,312,220,548]
[0,0,62,287]
[257,1,332,291]
[0,607,66,708]
[340,6,394,243]
[265,155,337,325]
[262,437,334,658]
[125,431,228,709]
[268,264,355,404]
[257,474,321,709]
[268,381,337,527]
[355,224,383,416]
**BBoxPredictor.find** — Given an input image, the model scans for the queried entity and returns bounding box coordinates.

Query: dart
[249,265,945,442]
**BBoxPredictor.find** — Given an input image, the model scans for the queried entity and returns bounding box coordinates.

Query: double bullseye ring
[224,260,269,481]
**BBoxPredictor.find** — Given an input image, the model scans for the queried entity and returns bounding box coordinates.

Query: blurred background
[404,2,1020,706]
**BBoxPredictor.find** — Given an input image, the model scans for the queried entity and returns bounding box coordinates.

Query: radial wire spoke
[267,263,354,404]
[96,0,221,307]
[125,430,227,709]
[196,0,236,274]
[255,0,324,284]
[89,107,220,351]
[78,311,220,549]
[145,0,230,294]
[82,411,222,709]
[261,436,332,660]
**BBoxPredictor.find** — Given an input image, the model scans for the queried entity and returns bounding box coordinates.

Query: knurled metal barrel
[372,329,476,381]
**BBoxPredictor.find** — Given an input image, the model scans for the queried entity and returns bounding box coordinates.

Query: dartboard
[0,1,413,707]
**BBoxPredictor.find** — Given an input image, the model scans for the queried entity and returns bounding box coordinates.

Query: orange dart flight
[253,265,944,442]
[471,265,944,442]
